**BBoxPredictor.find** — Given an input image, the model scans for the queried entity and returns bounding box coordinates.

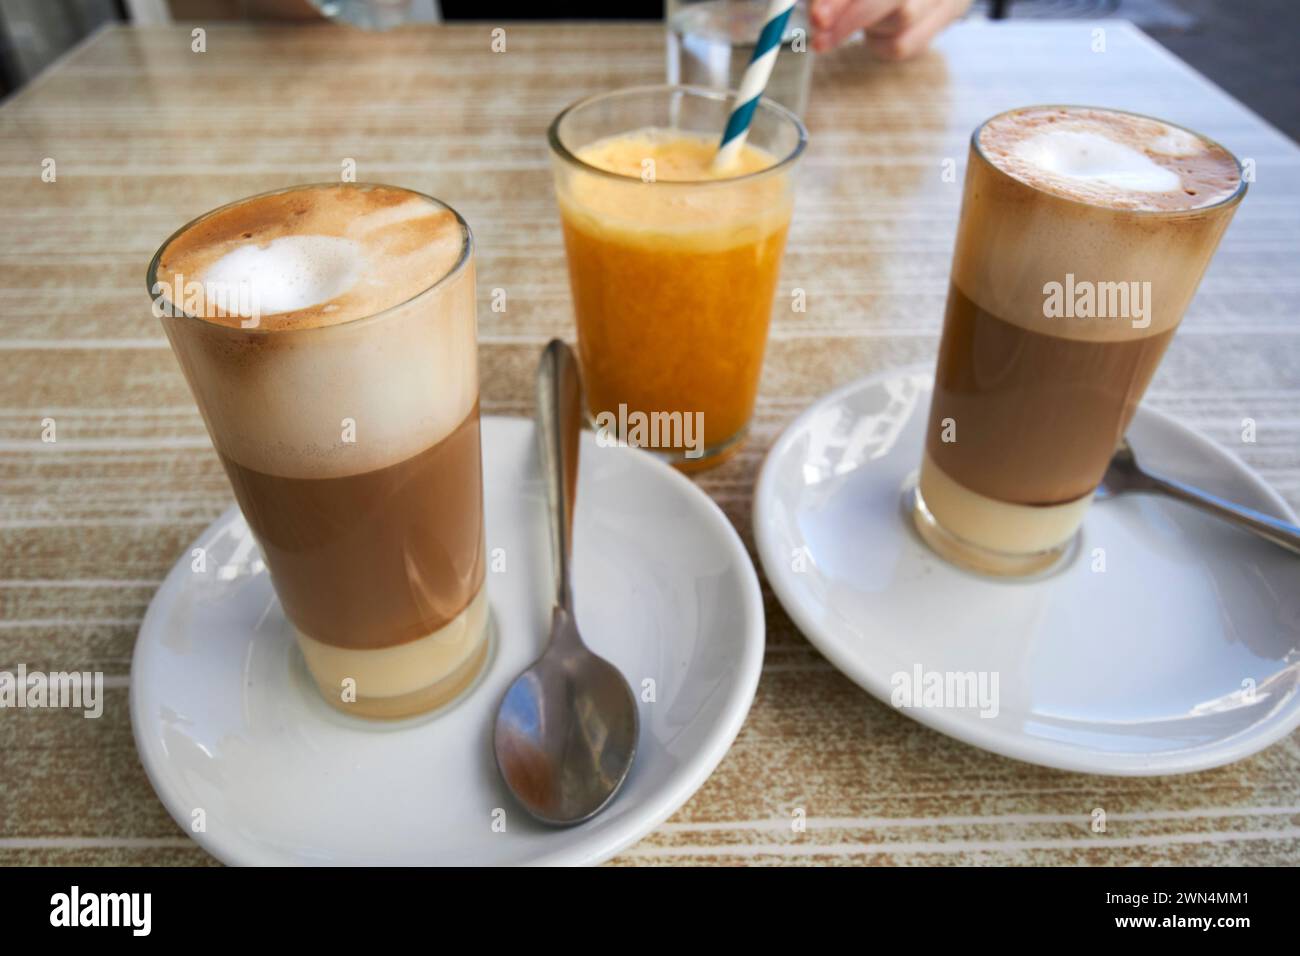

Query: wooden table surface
[2,19,1299,866]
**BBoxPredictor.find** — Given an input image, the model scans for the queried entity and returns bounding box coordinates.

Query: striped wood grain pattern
[1,20,1298,865]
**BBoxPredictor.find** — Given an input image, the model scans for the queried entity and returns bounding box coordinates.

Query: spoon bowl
[1095,439,1157,500]
[496,608,639,825]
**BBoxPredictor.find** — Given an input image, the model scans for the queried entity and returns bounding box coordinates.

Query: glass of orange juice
[548,85,807,470]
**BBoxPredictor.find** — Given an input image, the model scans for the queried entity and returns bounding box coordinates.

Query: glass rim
[970,104,1248,217]
[145,182,474,335]
[546,83,808,187]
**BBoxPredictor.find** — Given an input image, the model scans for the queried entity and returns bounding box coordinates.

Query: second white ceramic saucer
[131,417,764,865]
[754,367,1300,776]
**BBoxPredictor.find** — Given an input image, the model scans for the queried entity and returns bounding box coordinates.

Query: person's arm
[810,0,973,59]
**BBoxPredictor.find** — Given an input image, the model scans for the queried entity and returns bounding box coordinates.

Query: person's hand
[810,0,973,60]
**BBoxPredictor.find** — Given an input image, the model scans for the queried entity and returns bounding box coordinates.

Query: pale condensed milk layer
[954,107,1243,342]
[153,184,477,481]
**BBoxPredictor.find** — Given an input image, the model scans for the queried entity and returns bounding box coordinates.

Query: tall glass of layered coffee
[148,184,488,718]
[916,107,1245,576]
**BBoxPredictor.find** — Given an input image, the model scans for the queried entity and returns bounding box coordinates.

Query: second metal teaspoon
[1098,438,1300,555]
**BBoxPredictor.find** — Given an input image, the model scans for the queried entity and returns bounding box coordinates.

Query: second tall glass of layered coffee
[916,106,1245,576]
[149,184,488,718]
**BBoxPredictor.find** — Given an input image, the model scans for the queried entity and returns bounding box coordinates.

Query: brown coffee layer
[927,283,1175,506]
[220,403,486,650]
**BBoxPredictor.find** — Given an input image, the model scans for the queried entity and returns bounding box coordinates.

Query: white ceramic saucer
[131,417,764,865]
[754,367,1300,776]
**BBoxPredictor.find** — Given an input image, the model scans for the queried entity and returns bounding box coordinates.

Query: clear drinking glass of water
[307,0,415,31]
[666,0,814,117]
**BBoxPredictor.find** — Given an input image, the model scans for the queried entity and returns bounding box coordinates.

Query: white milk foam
[202,235,362,316]
[1012,130,1180,194]
[958,108,1243,342]
[157,185,478,480]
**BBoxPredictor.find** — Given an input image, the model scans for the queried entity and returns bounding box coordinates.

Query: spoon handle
[1150,472,1300,556]
[536,339,585,611]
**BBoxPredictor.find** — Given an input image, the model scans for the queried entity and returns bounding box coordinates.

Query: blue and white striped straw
[712,0,797,172]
